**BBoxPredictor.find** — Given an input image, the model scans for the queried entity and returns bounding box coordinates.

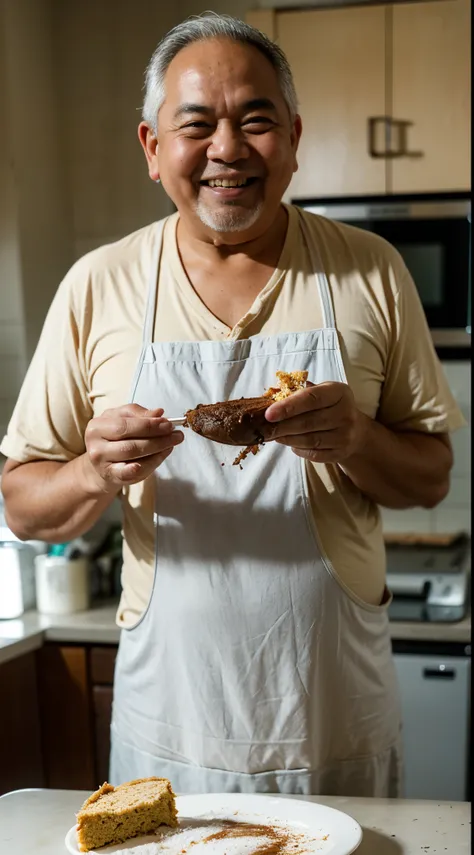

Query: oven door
[370,215,470,336]
[296,194,471,347]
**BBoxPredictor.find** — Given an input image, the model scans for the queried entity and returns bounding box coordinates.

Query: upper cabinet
[259,0,471,198]
[277,7,387,198]
[391,0,471,193]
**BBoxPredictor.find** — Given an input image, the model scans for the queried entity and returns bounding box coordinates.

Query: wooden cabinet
[272,0,471,197]
[36,642,117,790]
[37,644,96,790]
[0,652,44,795]
[391,0,471,193]
[277,6,387,198]
[90,646,117,784]
[0,643,117,794]
[92,685,114,784]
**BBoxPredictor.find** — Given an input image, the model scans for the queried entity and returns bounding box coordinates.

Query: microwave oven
[294,192,471,352]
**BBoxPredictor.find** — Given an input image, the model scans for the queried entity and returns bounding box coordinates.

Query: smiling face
[138,38,302,243]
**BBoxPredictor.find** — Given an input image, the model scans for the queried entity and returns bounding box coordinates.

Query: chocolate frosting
[184,395,275,446]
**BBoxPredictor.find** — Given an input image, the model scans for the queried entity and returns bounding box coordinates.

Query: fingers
[275,429,340,450]
[291,447,345,464]
[88,415,172,443]
[90,431,184,465]
[104,448,175,485]
[85,405,185,488]
[101,404,165,420]
[266,409,343,440]
[265,382,346,423]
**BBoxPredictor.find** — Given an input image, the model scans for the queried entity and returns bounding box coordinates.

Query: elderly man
[1,14,464,796]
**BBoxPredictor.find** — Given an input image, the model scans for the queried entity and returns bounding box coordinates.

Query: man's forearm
[340,415,453,509]
[1,455,119,542]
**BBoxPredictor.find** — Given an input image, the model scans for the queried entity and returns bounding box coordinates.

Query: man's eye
[183,121,211,129]
[244,116,274,126]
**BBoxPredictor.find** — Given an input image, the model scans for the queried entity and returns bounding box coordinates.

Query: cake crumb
[233,444,262,467]
[271,370,308,401]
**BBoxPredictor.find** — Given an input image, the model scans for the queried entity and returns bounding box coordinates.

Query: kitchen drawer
[90,646,117,685]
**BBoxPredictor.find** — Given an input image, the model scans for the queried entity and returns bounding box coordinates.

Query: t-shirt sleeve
[0,263,93,463]
[377,257,466,434]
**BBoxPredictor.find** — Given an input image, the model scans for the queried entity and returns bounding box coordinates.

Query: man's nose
[207,121,249,163]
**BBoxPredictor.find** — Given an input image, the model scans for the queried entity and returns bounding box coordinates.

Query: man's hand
[265,381,367,463]
[265,379,453,509]
[83,404,184,493]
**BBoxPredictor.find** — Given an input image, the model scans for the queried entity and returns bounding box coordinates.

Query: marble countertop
[0,603,119,665]
[0,602,470,666]
[0,788,470,854]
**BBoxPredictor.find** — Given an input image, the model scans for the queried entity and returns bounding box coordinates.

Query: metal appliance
[386,533,471,623]
[385,533,471,801]
[295,192,471,352]
[392,640,471,801]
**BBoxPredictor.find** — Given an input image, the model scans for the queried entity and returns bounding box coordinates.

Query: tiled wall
[381,361,471,535]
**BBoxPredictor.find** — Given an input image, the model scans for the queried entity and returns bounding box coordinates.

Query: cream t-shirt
[1,205,464,626]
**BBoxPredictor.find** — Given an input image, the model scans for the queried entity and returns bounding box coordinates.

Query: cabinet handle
[368,117,424,159]
[423,666,456,680]
[368,116,391,158]
[392,119,424,159]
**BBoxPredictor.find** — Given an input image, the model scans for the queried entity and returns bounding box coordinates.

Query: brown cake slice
[76,777,178,852]
[184,370,308,464]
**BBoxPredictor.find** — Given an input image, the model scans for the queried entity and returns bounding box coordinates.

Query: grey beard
[195,199,263,233]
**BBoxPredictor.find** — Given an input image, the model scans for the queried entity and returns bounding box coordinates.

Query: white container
[35,555,90,615]
[0,542,37,619]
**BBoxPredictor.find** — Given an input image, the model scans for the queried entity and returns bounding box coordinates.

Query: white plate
[65,793,362,855]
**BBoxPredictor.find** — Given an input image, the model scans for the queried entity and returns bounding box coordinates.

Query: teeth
[207,178,249,187]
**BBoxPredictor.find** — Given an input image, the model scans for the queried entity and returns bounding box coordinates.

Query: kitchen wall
[0,0,182,443]
[0,0,71,443]
[0,0,471,537]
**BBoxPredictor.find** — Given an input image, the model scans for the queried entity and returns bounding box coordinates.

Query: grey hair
[142,12,298,133]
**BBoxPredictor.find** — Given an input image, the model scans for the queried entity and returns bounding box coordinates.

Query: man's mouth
[199,177,258,188]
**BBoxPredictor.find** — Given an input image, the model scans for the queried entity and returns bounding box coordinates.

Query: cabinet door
[277,7,387,199]
[391,0,471,193]
[37,644,95,789]
[0,653,44,795]
[92,685,114,784]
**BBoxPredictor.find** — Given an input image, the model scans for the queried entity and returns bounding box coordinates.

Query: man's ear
[291,114,303,174]
[138,122,160,181]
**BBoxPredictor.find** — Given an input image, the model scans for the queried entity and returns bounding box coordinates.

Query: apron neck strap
[143,219,167,346]
[296,208,336,329]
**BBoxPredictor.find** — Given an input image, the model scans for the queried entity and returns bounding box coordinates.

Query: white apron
[110,210,403,796]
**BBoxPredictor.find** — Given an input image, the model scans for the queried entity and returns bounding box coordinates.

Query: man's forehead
[164,39,281,99]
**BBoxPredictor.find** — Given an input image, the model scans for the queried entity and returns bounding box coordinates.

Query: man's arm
[265,382,453,510]
[1,456,119,543]
[338,415,452,509]
[1,405,184,543]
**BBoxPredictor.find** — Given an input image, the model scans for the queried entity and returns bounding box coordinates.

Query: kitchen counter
[0,602,470,666]
[0,788,470,854]
[0,603,120,665]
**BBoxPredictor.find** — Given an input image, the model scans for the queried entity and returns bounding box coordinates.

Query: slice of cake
[76,777,178,852]
[184,370,308,466]
[184,370,308,447]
